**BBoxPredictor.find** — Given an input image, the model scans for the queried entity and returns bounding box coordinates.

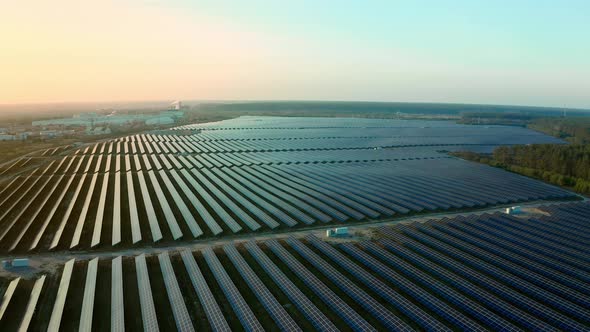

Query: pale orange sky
[1,0,589,108]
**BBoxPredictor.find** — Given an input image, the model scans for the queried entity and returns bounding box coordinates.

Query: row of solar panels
[0,157,574,252]
[168,116,481,130]
[1,203,588,330]
[76,131,562,155]
[179,127,556,141]
[375,205,590,331]
[0,157,33,176]
[75,139,508,155]
[0,159,573,251]
[57,147,453,173]
[99,134,562,153]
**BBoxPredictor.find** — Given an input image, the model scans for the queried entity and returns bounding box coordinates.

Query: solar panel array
[0,201,589,330]
[0,116,575,253]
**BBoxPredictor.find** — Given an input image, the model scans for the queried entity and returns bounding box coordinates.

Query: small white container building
[2,258,29,268]
[326,227,349,238]
[505,206,522,215]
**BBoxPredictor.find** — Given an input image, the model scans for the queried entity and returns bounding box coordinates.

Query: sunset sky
[1,0,589,108]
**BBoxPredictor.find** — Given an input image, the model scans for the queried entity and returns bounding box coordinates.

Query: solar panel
[50,173,88,249]
[136,172,163,242]
[138,139,146,154]
[148,170,183,239]
[223,244,301,331]
[243,241,338,332]
[198,169,279,229]
[112,172,122,245]
[126,172,142,244]
[377,231,560,331]
[83,155,94,173]
[170,169,221,235]
[142,154,153,171]
[71,173,99,248]
[18,275,46,332]
[357,240,516,331]
[158,252,195,332]
[115,154,121,172]
[135,254,160,332]
[242,166,345,221]
[133,154,142,171]
[180,250,229,332]
[425,222,590,310]
[411,222,590,327]
[461,219,588,288]
[111,256,125,332]
[52,155,69,174]
[202,247,263,332]
[61,156,77,174]
[184,169,252,232]
[158,170,203,238]
[90,175,109,247]
[104,154,112,173]
[94,155,103,173]
[0,174,38,208]
[48,259,75,331]
[79,258,99,332]
[9,174,65,251]
[222,167,315,225]
[167,155,183,169]
[232,167,330,222]
[150,154,163,170]
[125,154,131,172]
[289,236,423,331]
[265,239,375,332]
[279,166,390,217]
[0,165,54,240]
[209,168,297,227]
[0,277,20,320]
[259,165,365,220]
[28,175,75,250]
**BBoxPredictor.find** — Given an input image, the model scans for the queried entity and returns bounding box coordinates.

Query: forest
[452,144,590,194]
[528,118,590,144]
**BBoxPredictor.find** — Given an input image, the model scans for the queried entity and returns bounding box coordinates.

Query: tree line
[452,144,590,194]
[528,118,590,144]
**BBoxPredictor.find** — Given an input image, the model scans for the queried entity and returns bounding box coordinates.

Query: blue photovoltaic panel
[243,241,338,332]
[158,252,195,332]
[136,172,163,242]
[202,247,264,332]
[180,250,230,332]
[112,172,122,245]
[48,259,75,332]
[30,174,77,250]
[79,258,99,332]
[126,172,142,244]
[180,169,245,233]
[289,236,423,331]
[19,275,46,332]
[223,244,301,331]
[159,170,203,238]
[0,277,20,320]
[135,254,160,332]
[111,256,125,332]
[148,170,183,239]
[170,169,222,235]
[70,173,99,248]
[91,175,109,247]
[265,239,375,332]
